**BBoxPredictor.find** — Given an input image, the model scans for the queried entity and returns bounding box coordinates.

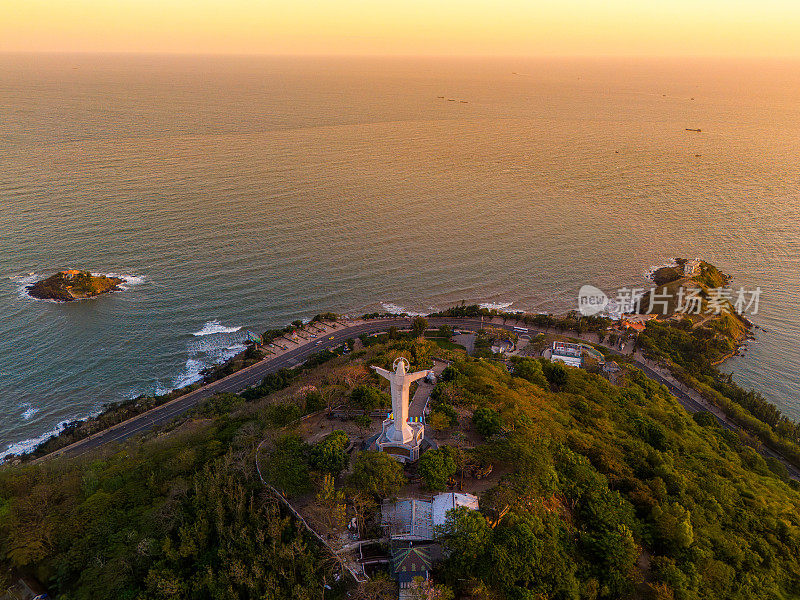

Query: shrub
[693,411,719,428]
[543,362,568,390]
[263,402,302,427]
[304,390,325,413]
[267,434,311,496]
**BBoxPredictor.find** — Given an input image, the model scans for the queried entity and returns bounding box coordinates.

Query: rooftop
[552,341,582,357]
[382,493,479,541]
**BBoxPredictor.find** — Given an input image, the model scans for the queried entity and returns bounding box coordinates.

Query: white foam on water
[380,302,429,317]
[644,259,679,282]
[0,418,75,461]
[169,335,248,391]
[192,319,243,336]
[10,272,42,301]
[173,357,206,389]
[479,301,514,310]
[100,272,146,290]
[20,404,39,420]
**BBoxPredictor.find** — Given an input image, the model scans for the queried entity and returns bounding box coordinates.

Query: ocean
[1,54,799,456]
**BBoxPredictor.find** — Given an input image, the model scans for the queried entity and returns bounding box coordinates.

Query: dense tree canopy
[3,320,800,600]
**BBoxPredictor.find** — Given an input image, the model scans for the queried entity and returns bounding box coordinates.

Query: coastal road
[40,316,800,479]
[46,318,411,460]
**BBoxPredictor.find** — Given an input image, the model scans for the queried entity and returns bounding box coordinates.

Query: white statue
[372,357,428,444]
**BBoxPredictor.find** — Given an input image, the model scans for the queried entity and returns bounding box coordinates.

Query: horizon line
[2,50,800,61]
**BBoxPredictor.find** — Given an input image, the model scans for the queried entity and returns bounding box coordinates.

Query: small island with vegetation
[27,270,125,302]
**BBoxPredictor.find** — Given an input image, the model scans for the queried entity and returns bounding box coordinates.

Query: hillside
[1,332,800,599]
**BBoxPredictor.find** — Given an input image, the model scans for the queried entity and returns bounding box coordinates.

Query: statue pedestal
[375,417,425,463]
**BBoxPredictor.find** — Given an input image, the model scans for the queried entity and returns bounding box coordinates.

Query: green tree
[418,446,458,491]
[347,451,406,499]
[652,502,694,552]
[351,385,390,411]
[315,473,346,530]
[354,414,372,437]
[514,358,549,388]
[304,390,326,413]
[267,434,311,496]
[411,316,429,338]
[440,365,459,382]
[543,361,569,390]
[472,408,503,438]
[485,512,580,600]
[437,506,491,578]
[308,430,350,476]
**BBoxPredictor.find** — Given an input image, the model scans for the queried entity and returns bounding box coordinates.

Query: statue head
[392,356,410,375]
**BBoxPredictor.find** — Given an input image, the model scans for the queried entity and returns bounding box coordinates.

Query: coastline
[1,265,791,470]
[0,307,750,460]
[6,305,795,476]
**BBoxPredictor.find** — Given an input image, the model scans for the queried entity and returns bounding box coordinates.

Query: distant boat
[437,96,445,98]
[685,128,702,132]
[447,99,456,102]
[460,100,468,103]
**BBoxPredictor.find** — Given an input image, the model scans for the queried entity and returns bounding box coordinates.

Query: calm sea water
[1,55,799,456]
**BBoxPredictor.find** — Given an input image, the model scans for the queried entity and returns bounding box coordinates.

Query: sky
[2,0,800,57]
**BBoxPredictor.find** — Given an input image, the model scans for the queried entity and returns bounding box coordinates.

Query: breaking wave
[9,272,41,301]
[479,301,514,310]
[644,259,680,282]
[20,404,39,420]
[0,418,74,461]
[380,302,430,317]
[101,272,146,290]
[193,320,243,336]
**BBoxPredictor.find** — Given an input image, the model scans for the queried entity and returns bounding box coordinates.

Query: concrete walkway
[408,359,448,420]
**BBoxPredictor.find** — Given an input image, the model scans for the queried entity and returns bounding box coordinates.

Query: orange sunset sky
[2,0,800,56]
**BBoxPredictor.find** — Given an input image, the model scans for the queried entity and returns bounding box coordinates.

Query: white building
[432,493,480,527]
[683,258,701,276]
[550,341,583,368]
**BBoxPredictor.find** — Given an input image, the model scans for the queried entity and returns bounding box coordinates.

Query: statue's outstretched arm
[407,370,429,383]
[371,366,392,379]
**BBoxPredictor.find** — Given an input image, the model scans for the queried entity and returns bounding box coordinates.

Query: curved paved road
[39,316,800,479]
[46,319,412,460]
